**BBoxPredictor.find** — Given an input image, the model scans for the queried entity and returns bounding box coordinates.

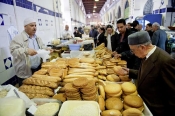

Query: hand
[114,54,121,59]
[28,48,37,56]
[122,67,129,74]
[46,48,54,53]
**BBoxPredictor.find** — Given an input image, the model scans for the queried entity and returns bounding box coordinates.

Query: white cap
[24,17,36,26]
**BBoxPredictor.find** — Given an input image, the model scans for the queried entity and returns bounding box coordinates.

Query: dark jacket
[89,29,98,39]
[147,30,153,38]
[104,31,119,51]
[130,28,138,33]
[97,32,105,46]
[152,29,167,50]
[129,47,175,116]
[73,31,82,38]
[116,29,141,69]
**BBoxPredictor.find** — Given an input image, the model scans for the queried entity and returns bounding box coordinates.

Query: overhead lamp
[93,10,96,12]
[95,0,99,1]
[94,3,97,8]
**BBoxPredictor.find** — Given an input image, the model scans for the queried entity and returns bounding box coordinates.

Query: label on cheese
[27,105,37,115]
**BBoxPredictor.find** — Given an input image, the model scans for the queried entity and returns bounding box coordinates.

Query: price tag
[27,105,37,115]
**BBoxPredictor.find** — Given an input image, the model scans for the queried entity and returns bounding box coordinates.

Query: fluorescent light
[93,10,95,12]
[95,0,99,1]
[94,6,97,8]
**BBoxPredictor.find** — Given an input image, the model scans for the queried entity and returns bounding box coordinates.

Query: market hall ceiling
[82,0,107,14]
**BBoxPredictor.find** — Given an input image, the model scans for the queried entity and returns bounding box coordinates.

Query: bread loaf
[65,75,94,78]
[98,95,105,111]
[122,108,142,116]
[69,68,96,73]
[23,78,58,89]
[32,74,61,82]
[24,93,50,99]
[101,110,122,116]
[19,85,52,91]
[80,58,95,63]
[113,66,127,76]
[19,88,54,96]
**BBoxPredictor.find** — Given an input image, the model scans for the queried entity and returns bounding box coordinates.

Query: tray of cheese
[58,101,100,116]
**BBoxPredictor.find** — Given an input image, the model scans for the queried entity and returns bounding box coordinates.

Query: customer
[10,17,52,86]
[130,20,139,33]
[138,24,143,31]
[113,19,141,69]
[126,22,132,30]
[89,25,98,47]
[152,22,167,50]
[119,31,175,116]
[62,25,73,39]
[97,27,105,46]
[104,25,118,51]
[145,23,153,38]
[73,27,82,38]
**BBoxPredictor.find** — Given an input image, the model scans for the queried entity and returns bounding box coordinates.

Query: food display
[34,102,60,116]
[0,89,8,98]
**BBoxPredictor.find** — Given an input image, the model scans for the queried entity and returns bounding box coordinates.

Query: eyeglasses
[130,45,141,53]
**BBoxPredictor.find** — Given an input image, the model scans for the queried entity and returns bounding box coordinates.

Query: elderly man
[152,22,167,50]
[119,31,175,116]
[62,25,73,39]
[10,17,52,86]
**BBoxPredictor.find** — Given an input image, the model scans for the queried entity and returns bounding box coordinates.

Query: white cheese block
[34,103,60,116]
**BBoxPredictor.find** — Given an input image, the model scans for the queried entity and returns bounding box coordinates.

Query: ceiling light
[95,0,99,1]
[93,10,96,12]
[94,6,97,8]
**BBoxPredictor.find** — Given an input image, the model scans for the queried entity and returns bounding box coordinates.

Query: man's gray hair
[152,22,160,28]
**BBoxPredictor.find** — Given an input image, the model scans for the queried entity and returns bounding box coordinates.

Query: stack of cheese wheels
[105,97,123,111]
[123,95,144,112]
[104,83,122,98]
[121,82,138,98]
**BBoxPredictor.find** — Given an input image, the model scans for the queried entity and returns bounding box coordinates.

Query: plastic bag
[37,49,50,62]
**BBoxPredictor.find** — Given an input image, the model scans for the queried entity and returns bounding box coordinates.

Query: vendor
[10,17,53,86]
[62,25,74,40]
[73,27,82,38]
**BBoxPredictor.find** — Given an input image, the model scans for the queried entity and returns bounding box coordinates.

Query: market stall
[0,43,153,116]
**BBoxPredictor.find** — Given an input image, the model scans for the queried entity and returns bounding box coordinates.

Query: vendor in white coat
[62,25,74,39]
[10,17,53,86]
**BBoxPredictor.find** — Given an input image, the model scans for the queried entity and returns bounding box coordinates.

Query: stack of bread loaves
[105,83,122,98]
[64,83,81,100]
[113,66,131,81]
[80,80,97,101]
[64,78,98,101]
[121,82,138,98]
[19,85,54,99]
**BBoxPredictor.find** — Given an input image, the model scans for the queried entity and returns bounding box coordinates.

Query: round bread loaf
[98,85,105,99]
[105,83,121,94]
[106,98,123,111]
[98,95,105,111]
[121,82,136,93]
[101,110,122,116]
[124,95,143,108]
[113,66,127,76]
[106,90,122,97]
[107,75,120,82]
[73,77,88,88]
[124,103,144,111]
[122,108,142,116]
[80,58,95,64]
[119,75,131,81]
[124,90,138,96]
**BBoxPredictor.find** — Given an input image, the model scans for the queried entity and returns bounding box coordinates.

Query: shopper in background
[113,19,141,69]
[78,27,84,34]
[120,31,175,116]
[104,25,118,51]
[130,20,139,33]
[10,18,53,86]
[62,25,74,40]
[152,22,167,50]
[145,23,153,38]
[126,22,132,30]
[97,27,105,46]
[73,27,82,38]
[89,25,98,47]
[138,24,143,31]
